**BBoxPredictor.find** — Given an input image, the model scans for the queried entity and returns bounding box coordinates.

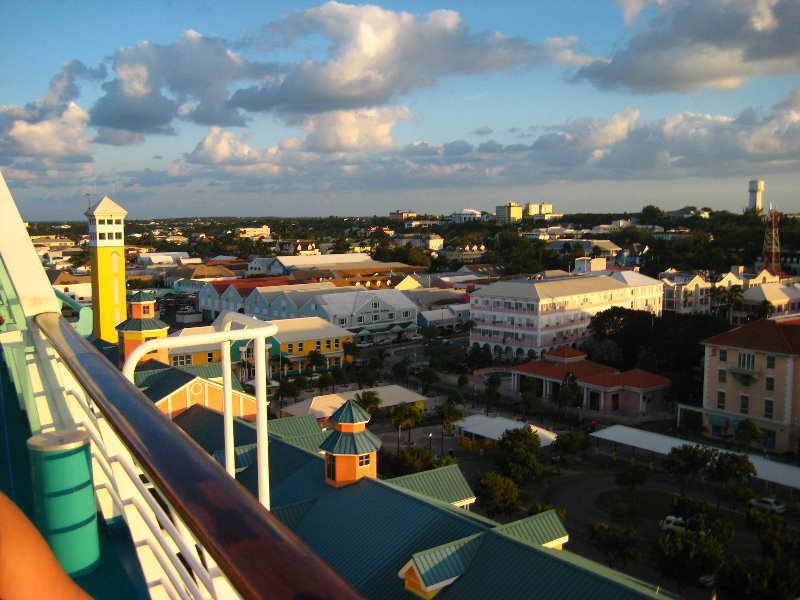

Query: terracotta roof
[208,276,292,295]
[543,345,587,362]
[702,318,800,354]
[581,369,670,390]
[512,358,615,381]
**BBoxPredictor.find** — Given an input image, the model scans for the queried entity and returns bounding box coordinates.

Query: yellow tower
[85,196,128,343]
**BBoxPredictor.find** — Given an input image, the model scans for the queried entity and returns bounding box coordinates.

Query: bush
[610,501,641,528]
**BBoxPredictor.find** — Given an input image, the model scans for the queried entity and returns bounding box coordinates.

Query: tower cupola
[319,400,381,487]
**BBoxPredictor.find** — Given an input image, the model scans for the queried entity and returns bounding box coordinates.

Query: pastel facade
[495,202,522,224]
[116,291,170,367]
[659,270,712,314]
[470,273,662,359]
[261,316,354,377]
[701,319,800,452]
[319,400,381,488]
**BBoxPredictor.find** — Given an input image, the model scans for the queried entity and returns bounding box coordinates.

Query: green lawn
[596,488,674,522]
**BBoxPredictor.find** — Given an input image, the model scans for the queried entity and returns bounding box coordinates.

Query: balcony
[0,174,361,600]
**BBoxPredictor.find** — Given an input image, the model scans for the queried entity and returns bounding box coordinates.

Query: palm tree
[392,357,410,384]
[435,400,463,456]
[556,371,579,421]
[391,403,424,451]
[354,390,382,414]
[306,350,326,373]
[342,341,358,365]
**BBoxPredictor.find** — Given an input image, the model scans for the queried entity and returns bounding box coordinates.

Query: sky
[2,0,799,221]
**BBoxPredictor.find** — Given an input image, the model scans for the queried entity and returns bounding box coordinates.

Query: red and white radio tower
[761,204,786,276]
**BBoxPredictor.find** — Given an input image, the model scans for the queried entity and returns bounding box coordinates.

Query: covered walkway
[592,424,800,491]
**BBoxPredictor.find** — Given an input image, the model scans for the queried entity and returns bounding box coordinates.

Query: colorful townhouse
[699,318,800,452]
[259,316,354,378]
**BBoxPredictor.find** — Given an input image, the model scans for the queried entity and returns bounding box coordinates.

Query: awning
[708,415,729,428]
[731,420,742,430]
[405,323,417,330]
[390,325,405,332]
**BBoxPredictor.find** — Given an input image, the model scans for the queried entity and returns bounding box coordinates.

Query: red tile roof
[702,318,800,354]
[581,369,670,390]
[512,358,615,381]
[208,276,294,295]
[543,345,587,362]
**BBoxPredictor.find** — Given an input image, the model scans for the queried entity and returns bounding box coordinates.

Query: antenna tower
[761,204,786,276]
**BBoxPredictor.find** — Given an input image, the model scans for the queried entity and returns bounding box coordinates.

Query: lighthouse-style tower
[320,400,382,487]
[85,197,128,343]
[115,291,170,368]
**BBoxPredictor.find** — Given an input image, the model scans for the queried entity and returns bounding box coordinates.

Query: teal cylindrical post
[27,429,99,577]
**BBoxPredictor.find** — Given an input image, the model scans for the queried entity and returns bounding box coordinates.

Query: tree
[556,371,579,419]
[663,444,717,495]
[434,400,463,456]
[496,427,543,484]
[306,350,326,373]
[707,451,755,509]
[391,404,424,451]
[652,531,725,595]
[529,503,566,522]
[615,464,648,501]
[552,431,591,456]
[474,472,519,518]
[330,367,346,391]
[587,523,642,568]
[457,373,470,391]
[317,372,334,393]
[419,367,440,395]
[293,375,309,394]
[484,373,502,414]
[354,390,382,414]
[342,341,358,365]
[520,391,541,421]
[733,418,762,451]
[392,357,410,384]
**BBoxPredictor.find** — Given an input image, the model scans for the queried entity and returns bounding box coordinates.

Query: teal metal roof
[129,291,156,302]
[116,317,169,332]
[271,499,318,530]
[212,443,257,469]
[494,510,568,547]
[386,464,475,505]
[173,405,256,455]
[139,369,196,402]
[411,534,483,588]
[329,399,370,424]
[319,429,382,455]
[268,414,322,438]
[281,430,332,454]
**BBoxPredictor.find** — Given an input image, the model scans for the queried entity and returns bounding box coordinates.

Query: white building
[469,273,662,359]
[749,179,764,213]
[450,209,482,223]
[659,269,713,314]
[235,225,271,240]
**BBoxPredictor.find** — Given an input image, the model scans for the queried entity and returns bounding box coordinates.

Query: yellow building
[86,196,128,342]
[495,202,522,224]
[701,318,800,452]
[265,317,354,377]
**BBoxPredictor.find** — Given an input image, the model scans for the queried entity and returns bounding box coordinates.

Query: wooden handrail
[34,311,363,600]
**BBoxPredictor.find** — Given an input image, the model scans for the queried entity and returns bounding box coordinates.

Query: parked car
[356,342,371,349]
[697,574,716,587]
[659,515,687,533]
[408,334,423,341]
[748,497,786,514]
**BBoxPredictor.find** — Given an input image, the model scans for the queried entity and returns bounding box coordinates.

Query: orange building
[116,291,169,367]
[320,400,382,487]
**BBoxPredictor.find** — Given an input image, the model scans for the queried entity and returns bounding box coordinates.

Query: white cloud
[6,102,91,157]
[296,106,414,152]
[577,0,800,93]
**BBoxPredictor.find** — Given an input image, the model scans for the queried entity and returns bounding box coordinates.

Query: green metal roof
[494,510,568,547]
[212,443,257,469]
[172,405,256,455]
[268,414,322,438]
[411,534,483,588]
[329,399,370,424]
[115,317,170,332]
[129,291,156,302]
[271,499,318,530]
[281,430,332,454]
[386,464,475,505]
[319,429,382,455]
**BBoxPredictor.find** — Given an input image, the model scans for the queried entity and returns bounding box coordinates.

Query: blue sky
[2,0,799,220]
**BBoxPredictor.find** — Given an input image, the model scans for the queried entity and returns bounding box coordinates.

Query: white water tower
[748,179,764,213]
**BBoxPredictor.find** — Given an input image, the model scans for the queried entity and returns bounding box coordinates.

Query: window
[371,301,379,309]
[388,312,395,320]
[717,390,726,409]
[287,343,294,353]
[172,354,191,366]
[115,232,122,240]
[740,395,749,414]
[325,339,331,350]
[338,317,348,325]
[766,376,774,392]
[206,352,215,363]
[115,218,122,225]
[297,342,304,353]
[767,356,775,369]
[358,454,370,467]
[764,398,773,419]
[718,369,726,383]
[356,316,364,324]
[738,352,755,370]
[334,339,340,349]
[142,305,150,315]
[402,310,411,318]
[741,375,750,387]
[372,314,380,322]
[719,349,727,362]
[99,232,106,240]
[326,454,335,480]
[316,340,321,351]
[611,394,619,411]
